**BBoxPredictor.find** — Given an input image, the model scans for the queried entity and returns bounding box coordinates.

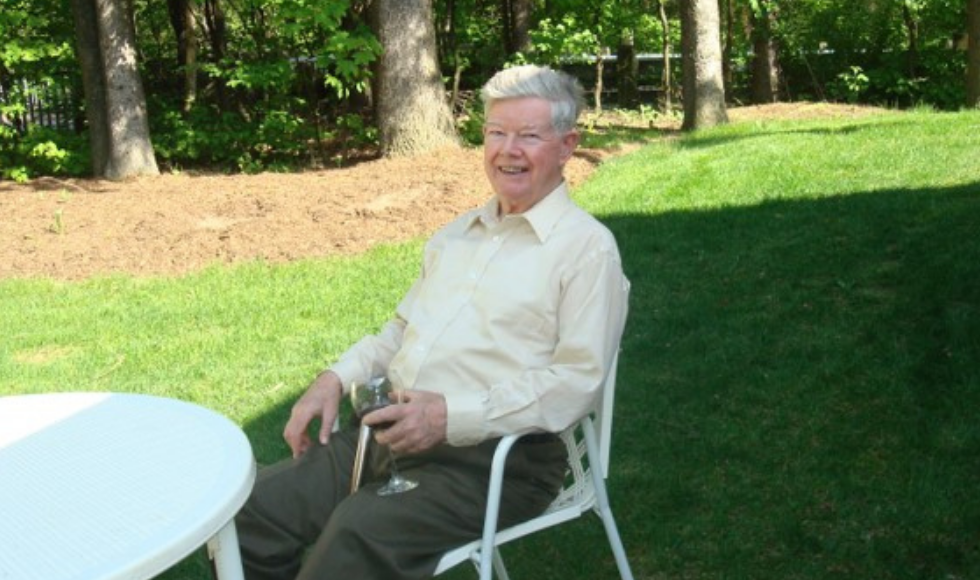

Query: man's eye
[520,133,540,141]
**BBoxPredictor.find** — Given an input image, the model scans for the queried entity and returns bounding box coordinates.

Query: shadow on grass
[601,181,980,580]
[220,181,979,580]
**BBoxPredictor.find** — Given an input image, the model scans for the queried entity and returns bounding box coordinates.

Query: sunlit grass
[2,109,978,579]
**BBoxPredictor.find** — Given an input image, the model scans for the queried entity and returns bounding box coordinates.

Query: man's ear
[559,130,581,165]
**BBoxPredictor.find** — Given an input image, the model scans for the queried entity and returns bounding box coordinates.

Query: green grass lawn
[2,108,978,579]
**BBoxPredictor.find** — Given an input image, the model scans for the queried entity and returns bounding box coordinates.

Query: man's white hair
[481,65,585,133]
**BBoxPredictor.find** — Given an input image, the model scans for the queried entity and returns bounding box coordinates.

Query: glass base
[377,474,419,496]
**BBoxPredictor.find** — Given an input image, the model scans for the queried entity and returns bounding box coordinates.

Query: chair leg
[583,422,635,580]
[596,503,634,580]
[491,548,511,580]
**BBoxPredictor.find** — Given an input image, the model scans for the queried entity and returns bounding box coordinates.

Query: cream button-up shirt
[330,182,630,446]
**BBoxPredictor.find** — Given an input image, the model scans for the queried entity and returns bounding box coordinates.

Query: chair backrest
[545,350,621,514]
[594,350,620,478]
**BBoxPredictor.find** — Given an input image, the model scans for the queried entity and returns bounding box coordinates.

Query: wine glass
[349,376,419,495]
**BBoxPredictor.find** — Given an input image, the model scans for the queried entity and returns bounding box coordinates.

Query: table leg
[207,521,245,580]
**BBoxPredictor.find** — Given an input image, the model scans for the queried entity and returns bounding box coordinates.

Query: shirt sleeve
[328,278,419,394]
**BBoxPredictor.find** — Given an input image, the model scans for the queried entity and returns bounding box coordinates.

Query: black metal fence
[0,77,79,133]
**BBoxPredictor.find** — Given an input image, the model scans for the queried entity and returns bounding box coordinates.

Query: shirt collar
[467,181,573,243]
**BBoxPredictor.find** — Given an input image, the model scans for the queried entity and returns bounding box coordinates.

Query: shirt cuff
[327,360,361,396]
[445,390,488,446]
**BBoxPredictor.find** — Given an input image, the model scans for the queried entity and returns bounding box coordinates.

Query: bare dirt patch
[0,103,886,281]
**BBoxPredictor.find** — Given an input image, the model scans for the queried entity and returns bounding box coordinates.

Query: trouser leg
[235,430,359,580]
[238,432,566,580]
[299,438,567,580]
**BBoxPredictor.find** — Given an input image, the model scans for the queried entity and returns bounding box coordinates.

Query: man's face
[483,97,579,215]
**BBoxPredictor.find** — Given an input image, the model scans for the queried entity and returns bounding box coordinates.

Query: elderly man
[236,64,629,580]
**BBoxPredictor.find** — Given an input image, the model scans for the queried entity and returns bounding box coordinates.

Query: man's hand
[367,389,447,454]
[283,371,343,458]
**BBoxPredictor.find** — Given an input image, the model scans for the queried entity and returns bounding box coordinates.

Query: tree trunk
[680,0,728,131]
[593,50,604,114]
[441,0,464,113]
[510,0,532,55]
[168,0,198,112]
[95,0,159,178]
[617,29,640,109]
[71,0,159,179]
[659,0,673,112]
[722,0,733,90]
[70,0,110,176]
[204,0,229,112]
[750,1,780,103]
[371,0,459,157]
[967,0,980,107]
[902,1,920,79]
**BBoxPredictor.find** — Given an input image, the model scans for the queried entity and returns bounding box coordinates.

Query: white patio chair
[433,354,634,580]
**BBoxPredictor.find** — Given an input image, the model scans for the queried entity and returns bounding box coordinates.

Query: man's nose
[500,133,522,155]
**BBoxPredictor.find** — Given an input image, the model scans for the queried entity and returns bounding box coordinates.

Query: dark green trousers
[235,429,566,580]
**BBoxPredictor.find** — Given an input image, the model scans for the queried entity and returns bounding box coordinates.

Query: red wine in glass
[349,376,418,495]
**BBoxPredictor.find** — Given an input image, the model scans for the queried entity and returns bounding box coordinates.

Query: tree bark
[722,0,733,90]
[593,49,604,114]
[70,0,110,176]
[71,0,159,179]
[680,0,728,131]
[371,0,459,157]
[659,0,673,112]
[510,0,532,55]
[750,1,780,103]
[617,29,640,109]
[204,0,229,112]
[902,1,920,79]
[967,0,980,107]
[168,0,198,112]
[94,0,159,178]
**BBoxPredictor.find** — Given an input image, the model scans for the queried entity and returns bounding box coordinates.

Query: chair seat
[434,492,593,574]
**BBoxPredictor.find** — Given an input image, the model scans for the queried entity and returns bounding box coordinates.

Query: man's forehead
[486,98,552,121]
[483,119,551,130]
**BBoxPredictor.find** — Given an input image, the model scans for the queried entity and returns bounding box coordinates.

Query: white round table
[0,392,256,580]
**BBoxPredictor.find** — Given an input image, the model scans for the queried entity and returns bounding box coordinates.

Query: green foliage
[868,48,967,109]
[317,26,382,99]
[0,125,87,182]
[0,0,75,75]
[820,47,967,109]
[0,0,83,180]
[517,15,600,67]
[828,65,870,103]
[151,101,319,173]
[456,103,485,147]
[333,112,379,150]
[767,0,968,108]
[3,0,977,180]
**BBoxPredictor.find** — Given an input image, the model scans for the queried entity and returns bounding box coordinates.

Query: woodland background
[2,0,979,182]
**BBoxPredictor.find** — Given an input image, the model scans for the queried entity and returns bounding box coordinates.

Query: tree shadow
[232,180,980,579]
[599,181,980,579]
